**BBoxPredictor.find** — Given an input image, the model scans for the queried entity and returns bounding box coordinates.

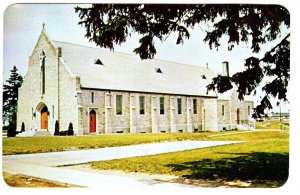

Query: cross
[42,22,45,29]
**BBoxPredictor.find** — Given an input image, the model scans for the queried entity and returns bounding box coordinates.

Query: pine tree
[75,4,290,117]
[3,66,23,134]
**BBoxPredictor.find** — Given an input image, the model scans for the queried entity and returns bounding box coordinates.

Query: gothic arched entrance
[41,106,48,129]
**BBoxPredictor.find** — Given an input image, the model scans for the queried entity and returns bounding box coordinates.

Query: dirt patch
[2,172,79,188]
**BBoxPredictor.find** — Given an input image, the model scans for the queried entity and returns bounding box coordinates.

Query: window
[155,68,162,73]
[139,96,145,115]
[248,106,251,115]
[116,95,122,115]
[94,59,103,65]
[222,105,225,116]
[52,105,54,118]
[177,98,182,114]
[40,51,46,95]
[201,75,206,79]
[193,99,197,114]
[160,97,164,115]
[91,92,94,103]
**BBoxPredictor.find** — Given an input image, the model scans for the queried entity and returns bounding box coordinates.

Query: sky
[3,3,290,113]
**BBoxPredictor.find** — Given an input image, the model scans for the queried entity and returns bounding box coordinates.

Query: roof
[217,88,253,101]
[53,40,217,97]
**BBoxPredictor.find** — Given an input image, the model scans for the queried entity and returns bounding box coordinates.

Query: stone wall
[79,89,207,134]
[17,30,78,135]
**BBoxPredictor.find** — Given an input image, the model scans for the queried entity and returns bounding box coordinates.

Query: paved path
[3,140,240,188]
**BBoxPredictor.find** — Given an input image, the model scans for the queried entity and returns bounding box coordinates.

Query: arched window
[40,51,46,94]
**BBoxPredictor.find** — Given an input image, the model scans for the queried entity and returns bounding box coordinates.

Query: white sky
[3,3,290,112]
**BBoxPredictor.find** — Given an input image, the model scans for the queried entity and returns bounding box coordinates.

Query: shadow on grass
[167,152,289,186]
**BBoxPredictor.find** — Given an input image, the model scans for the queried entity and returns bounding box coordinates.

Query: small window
[160,97,164,115]
[52,105,54,118]
[248,106,251,115]
[91,92,94,103]
[222,105,225,116]
[139,96,145,115]
[201,75,206,79]
[94,59,103,65]
[155,68,162,73]
[193,99,197,114]
[116,95,122,115]
[177,98,182,114]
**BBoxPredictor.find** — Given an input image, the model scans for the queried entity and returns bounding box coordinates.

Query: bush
[7,121,17,137]
[68,122,74,135]
[54,120,59,136]
[59,122,74,136]
[21,122,25,132]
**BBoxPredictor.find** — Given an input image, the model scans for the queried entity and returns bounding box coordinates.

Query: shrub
[54,120,59,136]
[21,122,25,132]
[68,122,74,135]
[7,121,17,137]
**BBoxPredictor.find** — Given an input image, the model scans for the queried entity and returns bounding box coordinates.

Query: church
[16,27,255,136]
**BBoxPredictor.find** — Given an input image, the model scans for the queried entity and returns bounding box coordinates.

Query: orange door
[90,110,96,133]
[41,106,48,129]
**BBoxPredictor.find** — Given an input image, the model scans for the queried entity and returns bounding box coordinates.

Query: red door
[89,110,96,133]
[41,106,48,129]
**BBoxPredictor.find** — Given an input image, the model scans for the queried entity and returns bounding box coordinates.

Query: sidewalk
[3,140,240,188]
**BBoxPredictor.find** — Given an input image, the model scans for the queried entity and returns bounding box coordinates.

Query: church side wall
[80,89,206,134]
[58,60,78,133]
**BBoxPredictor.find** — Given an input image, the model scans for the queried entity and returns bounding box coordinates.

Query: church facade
[16,28,255,135]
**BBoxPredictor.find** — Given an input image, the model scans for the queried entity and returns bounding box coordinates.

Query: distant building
[17,27,255,135]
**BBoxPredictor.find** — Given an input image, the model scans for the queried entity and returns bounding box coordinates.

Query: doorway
[41,106,48,129]
[237,108,240,124]
[89,110,96,133]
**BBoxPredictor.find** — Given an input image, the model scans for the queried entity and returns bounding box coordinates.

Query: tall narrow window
[40,51,46,94]
[91,92,94,103]
[177,98,182,114]
[222,105,225,116]
[139,96,145,115]
[248,106,251,115]
[160,97,164,115]
[52,105,54,118]
[116,95,122,115]
[193,99,197,114]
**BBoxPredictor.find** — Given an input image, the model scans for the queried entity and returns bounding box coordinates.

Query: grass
[256,119,289,130]
[3,131,228,155]
[90,130,289,187]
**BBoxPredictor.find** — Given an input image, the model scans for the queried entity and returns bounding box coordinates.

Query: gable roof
[53,40,217,97]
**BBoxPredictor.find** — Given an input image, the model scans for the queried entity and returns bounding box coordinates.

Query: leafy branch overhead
[75,4,290,116]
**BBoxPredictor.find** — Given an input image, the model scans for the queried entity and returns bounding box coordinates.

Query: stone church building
[17,27,255,135]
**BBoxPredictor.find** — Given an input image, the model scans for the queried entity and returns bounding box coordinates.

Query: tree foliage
[3,66,23,129]
[75,4,290,116]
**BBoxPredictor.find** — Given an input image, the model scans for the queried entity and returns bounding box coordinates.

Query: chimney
[222,61,229,76]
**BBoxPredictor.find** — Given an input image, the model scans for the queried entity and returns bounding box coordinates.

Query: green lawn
[90,130,289,187]
[256,119,289,130]
[3,131,225,155]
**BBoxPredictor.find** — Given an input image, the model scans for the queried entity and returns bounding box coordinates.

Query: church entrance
[237,108,240,124]
[89,110,96,133]
[41,106,48,129]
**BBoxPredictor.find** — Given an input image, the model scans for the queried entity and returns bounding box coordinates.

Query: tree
[3,66,23,131]
[75,4,290,117]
